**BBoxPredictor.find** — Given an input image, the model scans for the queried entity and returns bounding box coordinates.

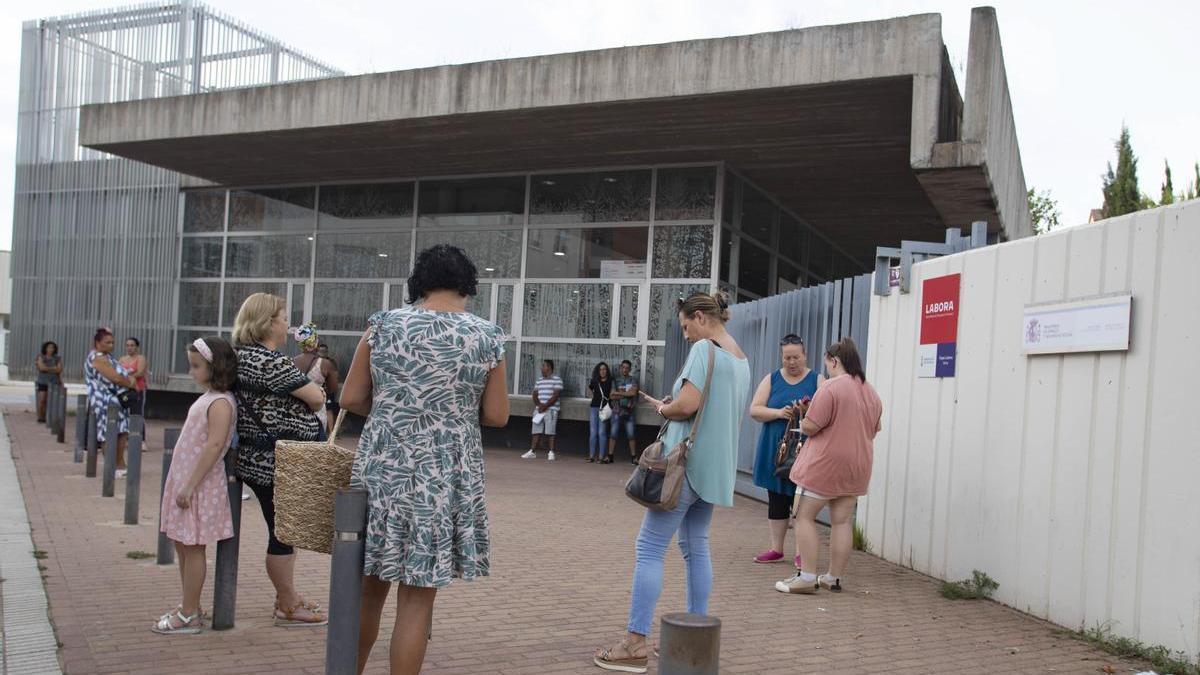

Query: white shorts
[532,408,559,436]
[797,486,832,501]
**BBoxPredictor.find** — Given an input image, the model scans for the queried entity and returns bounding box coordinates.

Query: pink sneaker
[754,550,784,563]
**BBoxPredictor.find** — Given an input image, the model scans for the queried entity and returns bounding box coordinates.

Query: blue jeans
[627,478,713,635]
[588,407,610,459]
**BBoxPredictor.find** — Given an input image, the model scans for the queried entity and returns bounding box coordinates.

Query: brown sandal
[594,638,648,673]
[273,599,327,627]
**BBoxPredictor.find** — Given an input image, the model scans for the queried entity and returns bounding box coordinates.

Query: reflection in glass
[518,342,636,398]
[312,283,383,332]
[318,182,414,229]
[225,236,312,278]
[645,345,666,400]
[652,225,713,279]
[779,212,805,264]
[229,188,315,231]
[525,227,648,279]
[496,285,514,333]
[808,234,832,281]
[174,329,209,374]
[177,283,220,326]
[648,283,709,341]
[180,237,223,277]
[290,284,306,327]
[655,167,716,221]
[388,284,407,309]
[467,284,492,320]
[504,341,517,394]
[418,177,525,228]
[619,286,639,338]
[522,284,612,339]
[530,170,651,223]
[315,232,410,278]
[415,230,522,278]
[738,239,770,298]
[222,282,287,327]
[183,191,225,233]
[777,260,801,293]
[739,186,776,246]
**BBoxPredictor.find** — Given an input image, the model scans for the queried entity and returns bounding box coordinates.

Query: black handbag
[774,412,803,478]
[116,388,135,410]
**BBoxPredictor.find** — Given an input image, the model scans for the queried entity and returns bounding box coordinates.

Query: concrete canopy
[80,7,1030,264]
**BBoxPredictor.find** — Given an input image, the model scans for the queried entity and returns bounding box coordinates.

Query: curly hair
[40,341,59,356]
[187,337,238,392]
[232,293,286,347]
[406,244,478,304]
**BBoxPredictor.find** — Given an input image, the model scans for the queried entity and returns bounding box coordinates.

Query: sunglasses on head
[779,334,805,346]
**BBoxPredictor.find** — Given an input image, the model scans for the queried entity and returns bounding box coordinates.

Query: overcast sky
[1,0,1197,249]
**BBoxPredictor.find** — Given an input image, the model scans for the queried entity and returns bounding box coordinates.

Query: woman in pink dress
[153,337,239,635]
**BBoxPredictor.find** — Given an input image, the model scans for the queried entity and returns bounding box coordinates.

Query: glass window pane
[504,341,517,393]
[467,284,492,320]
[832,252,864,280]
[525,227,647,279]
[229,188,315,231]
[312,282,383,332]
[518,343,637,398]
[225,235,313,278]
[722,175,736,225]
[418,176,525,228]
[315,334,360,384]
[739,185,776,246]
[645,345,666,400]
[414,229,521,278]
[315,232,410,278]
[530,170,651,224]
[738,239,770,297]
[388,284,408,309]
[648,283,709,341]
[655,167,716,221]
[777,260,800,293]
[808,234,832,282]
[223,282,287,327]
[619,286,639,338]
[174,329,210,374]
[291,284,306,327]
[177,282,220,326]
[180,237,223,277]
[652,225,713,279]
[183,191,225,233]
[522,283,612,339]
[719,227,733,284]
[496,285,514,333]
[318,182,414,229]
[779,213,805,264]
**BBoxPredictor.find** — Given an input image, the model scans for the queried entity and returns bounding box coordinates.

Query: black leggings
[247,480,295,556]
[767,489,793,521]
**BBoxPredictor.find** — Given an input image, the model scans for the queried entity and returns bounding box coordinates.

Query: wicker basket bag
[274,410,354,554]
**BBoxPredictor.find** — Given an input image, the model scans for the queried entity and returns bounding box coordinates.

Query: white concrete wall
[859,200,1200,656]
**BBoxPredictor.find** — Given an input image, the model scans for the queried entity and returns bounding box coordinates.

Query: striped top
[534,375,564,410]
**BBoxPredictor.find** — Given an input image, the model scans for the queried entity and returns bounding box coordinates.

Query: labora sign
[918,273,961,378]
[925,300,955,315]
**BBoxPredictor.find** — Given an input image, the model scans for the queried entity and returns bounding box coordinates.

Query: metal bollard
[325,489,368,675]
[46,385,58,431]
[123,431,143,525]
[212,452,243,631]
[156,428,180,565]
[658,613,720,675]
[85,408,98,477]
[102,403,119,497]
[56,386,67,444]
[74,395,87,463]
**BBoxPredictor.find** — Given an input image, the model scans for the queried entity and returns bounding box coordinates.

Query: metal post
[658,613,720,675]
[56,386,67,444]
[85,408,98,478]
[46,385,57,430]
[157,428,181,565]
[123,431,143,525]
[325,489,367,675]
[102,403,119,497]
[129,413,144,438]
[212,452,242,630]
[74,395,87,463]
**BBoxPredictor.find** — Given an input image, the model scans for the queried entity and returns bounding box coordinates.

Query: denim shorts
[609,412,636,439]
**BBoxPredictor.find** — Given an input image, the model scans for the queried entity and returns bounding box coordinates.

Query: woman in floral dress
[85,328,138,475]
[341,244,509,675]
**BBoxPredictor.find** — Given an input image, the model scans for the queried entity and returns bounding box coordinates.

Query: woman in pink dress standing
[152,337,239,634]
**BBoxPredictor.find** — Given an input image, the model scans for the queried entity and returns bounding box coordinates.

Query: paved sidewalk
[4,406,1151,674]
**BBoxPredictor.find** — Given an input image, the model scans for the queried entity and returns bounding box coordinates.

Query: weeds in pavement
[939,570,998,600]
[125,551,154,560]
[1069,622,1199,675]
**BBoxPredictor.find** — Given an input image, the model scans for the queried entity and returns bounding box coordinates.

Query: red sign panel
[920,273,961,345]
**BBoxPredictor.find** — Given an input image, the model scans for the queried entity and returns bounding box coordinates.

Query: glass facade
[175,164,864,401]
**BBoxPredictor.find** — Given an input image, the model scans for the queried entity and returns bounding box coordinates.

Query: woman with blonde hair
[231,292,329,626]
[594,291,751,674]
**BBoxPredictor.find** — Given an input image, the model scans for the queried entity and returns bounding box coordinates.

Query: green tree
[1160,160,1175,205]
[1101,125,1142,217]
[1028,188,1061,235]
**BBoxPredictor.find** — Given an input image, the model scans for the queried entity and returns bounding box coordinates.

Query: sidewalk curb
[0,414,63,674]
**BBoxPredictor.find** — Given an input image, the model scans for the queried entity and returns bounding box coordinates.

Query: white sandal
[152,609,202,635]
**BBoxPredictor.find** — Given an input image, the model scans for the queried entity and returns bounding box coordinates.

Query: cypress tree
[1101,126,1142,217]
[1160,160,1174,205]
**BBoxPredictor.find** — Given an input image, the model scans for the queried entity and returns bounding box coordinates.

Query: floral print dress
[352,307,507,588]
[84,350,130,443]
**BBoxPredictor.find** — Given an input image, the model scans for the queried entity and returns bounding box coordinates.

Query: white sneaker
[241,486,253,501]
[775,573,819,594]
[521,450,536,459]
[115,469,128,478]
[547,451,556,461]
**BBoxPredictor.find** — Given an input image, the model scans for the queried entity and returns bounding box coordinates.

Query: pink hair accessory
[192,338,213,363]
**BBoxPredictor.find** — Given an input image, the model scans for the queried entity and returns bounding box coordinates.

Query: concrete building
[13,4,1030,415]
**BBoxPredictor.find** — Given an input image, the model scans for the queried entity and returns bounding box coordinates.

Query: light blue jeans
[627,478,714,635]
[588,406,610,459]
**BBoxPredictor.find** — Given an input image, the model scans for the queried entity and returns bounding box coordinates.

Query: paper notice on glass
[600,260,647,279]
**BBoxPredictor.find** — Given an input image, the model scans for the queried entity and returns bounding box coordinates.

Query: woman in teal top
[749,334,821,567]
[595,291,750,674]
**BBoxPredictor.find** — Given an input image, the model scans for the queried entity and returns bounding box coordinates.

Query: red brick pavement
[5,407,1150,674]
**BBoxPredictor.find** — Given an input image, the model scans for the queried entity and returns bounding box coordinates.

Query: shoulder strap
[684,340,718,444]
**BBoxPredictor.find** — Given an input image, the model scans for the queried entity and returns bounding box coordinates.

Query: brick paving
[2,406,1153,674]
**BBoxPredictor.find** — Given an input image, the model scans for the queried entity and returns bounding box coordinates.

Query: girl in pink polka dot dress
[153,337,239,635]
